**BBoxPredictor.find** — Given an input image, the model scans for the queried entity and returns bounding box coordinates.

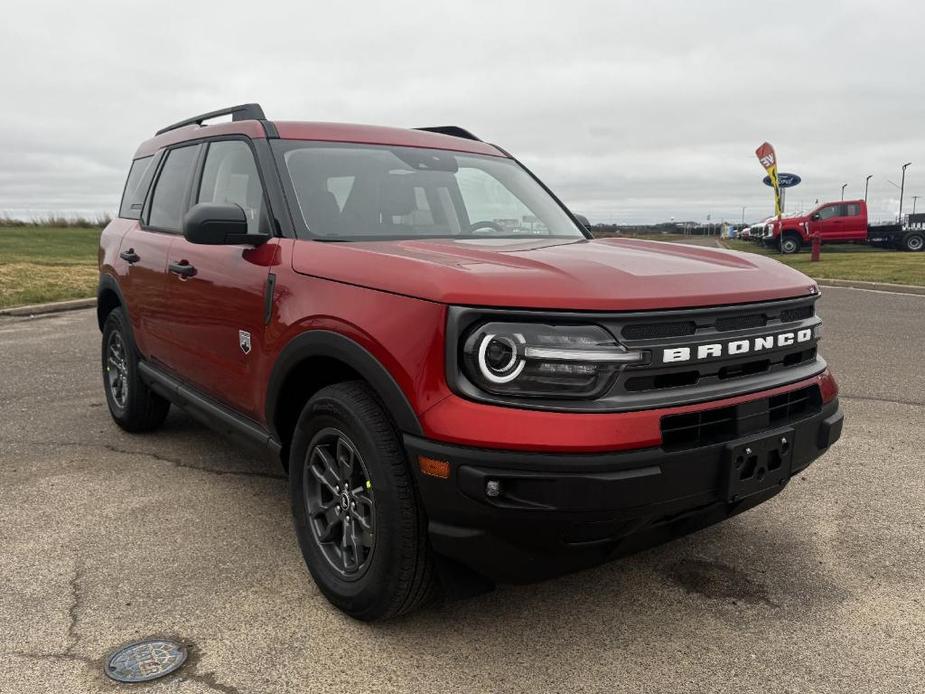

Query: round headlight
[477,333,525,383]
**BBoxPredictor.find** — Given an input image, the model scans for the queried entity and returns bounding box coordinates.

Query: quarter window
[147,145,200,232]
[197,140,269,234]
[119,155,156,220]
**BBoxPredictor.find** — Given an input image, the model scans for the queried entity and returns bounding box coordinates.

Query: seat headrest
[380,176,416,217]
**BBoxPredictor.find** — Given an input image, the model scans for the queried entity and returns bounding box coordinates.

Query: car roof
[133,119,506,159]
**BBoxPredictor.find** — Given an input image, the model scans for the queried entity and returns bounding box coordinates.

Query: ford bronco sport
[98,103,843,620]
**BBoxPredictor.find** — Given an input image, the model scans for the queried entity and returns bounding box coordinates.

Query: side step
[137,361,282,456]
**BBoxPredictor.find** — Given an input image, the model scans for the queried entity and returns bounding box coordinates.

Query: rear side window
[845,203,861,216]
[118,155,156,219]
[147,145,200,232]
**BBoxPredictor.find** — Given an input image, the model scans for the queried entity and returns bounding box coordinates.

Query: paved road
[1,287,923,694]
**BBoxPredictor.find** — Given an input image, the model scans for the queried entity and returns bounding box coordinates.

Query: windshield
[272,141,586,241]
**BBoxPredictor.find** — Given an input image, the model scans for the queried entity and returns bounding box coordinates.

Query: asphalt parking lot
[1,286,923,694]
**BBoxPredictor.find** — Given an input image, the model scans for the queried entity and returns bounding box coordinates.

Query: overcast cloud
[1,0,924,224]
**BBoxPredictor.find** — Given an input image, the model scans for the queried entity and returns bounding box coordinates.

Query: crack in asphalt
[839,393,925,408]
[0,438,286,480]
[65,558,84,655]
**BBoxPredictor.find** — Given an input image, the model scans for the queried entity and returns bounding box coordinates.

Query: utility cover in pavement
[105,639,188,683]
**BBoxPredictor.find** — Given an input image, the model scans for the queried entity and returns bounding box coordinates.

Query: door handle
[119,249,140,264]
[168,260,197,278]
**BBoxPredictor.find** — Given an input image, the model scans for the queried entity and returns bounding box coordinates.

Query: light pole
[913,195,920,215]
[841,183,847,200]
[900,162,912,222]
[865,174,873,202]
[741,206,746,225]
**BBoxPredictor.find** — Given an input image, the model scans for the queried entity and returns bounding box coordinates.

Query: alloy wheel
[303,428,376,578]
[106,331,129,408]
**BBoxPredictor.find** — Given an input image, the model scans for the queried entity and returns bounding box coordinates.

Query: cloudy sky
[2,0,923,224]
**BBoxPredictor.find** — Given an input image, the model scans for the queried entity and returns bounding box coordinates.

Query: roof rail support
[414,126,482,142]
[156,103,267,136]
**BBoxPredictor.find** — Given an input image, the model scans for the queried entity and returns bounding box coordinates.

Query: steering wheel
[467,220,505,234]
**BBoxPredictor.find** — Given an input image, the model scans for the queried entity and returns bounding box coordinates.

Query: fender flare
[265,330,423,437]
[96,274,132,337]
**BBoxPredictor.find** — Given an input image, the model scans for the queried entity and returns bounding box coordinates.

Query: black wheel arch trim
[266,330,423,438]
[96,274,132,336]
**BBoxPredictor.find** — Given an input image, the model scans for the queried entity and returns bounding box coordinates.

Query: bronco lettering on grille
[662,329,813,363]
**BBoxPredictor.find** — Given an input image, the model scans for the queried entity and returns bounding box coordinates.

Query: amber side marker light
[418,456,450,479]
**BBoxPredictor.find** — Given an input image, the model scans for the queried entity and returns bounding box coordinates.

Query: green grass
[0,226,101,308]
[725,239,925,286]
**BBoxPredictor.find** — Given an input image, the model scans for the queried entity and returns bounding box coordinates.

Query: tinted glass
[148,145,200,232]
[845,203,861,216]
[817,206,839,220]
[197,140,269,235]
[274,141,585,241]
[118,155,156,220]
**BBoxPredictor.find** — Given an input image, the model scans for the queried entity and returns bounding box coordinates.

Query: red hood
[291,237,817,311]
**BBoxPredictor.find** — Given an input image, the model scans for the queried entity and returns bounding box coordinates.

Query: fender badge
[239,330,252,355]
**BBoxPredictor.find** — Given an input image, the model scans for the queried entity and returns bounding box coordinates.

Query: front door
[160,139,275,419]
[807,203,840,241]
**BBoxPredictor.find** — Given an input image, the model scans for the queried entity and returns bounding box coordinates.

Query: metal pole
[841,184,847,200]
[900,162,911,222]
[913,195,920,215]
[865,175,872,202]
[741,207,745,225]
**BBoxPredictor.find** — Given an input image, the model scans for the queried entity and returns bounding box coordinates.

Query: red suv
[98,104,843,620]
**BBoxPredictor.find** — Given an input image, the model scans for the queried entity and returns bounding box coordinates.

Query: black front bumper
[405,399,843,583]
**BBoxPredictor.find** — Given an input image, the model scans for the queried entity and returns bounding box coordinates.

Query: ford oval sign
[763,172,801,188]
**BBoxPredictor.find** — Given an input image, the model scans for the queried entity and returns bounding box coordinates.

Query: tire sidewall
[289,388,413,617]
[781,235,800,254]
[904,233,924,252]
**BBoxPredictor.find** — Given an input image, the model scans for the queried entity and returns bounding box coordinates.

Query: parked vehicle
[764,200,922,253]
[98,104,843,620]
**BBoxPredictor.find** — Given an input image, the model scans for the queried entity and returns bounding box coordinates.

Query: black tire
[101,308,170,432]
[902,232,924,252]
[289,381,436,621]
[780,233,801,255]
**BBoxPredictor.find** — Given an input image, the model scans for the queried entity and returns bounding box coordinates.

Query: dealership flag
[755,142,782,218]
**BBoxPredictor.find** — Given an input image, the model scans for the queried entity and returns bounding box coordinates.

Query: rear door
[159,138,274,419]
[840,202,866,240]
[117,146,200,362]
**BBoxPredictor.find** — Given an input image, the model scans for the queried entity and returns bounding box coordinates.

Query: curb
[815,278,925,295]
[0,297,97,317]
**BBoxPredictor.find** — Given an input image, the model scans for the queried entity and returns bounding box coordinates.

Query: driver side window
[817,206,839,220]
[197,140,269,235]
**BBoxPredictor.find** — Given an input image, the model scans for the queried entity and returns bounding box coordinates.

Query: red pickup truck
[98,103,843,619]
[764,199,922,253]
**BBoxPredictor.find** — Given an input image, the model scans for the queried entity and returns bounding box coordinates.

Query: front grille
[611,295,822,397]
[780,305,813,323]
[661,385,822,450]
[715,313,767,331]
[622,321,696,340]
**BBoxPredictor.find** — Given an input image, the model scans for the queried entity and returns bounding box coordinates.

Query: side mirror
[183,203,269,245]
[811,213,821,221]
[574,214,592,230]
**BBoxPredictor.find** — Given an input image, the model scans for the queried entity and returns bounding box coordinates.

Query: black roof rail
[414,125,482,142]
[156,103,267,136]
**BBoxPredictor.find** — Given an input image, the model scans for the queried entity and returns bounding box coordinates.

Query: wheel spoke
[310,447,340,494]
[335,437,355,480]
